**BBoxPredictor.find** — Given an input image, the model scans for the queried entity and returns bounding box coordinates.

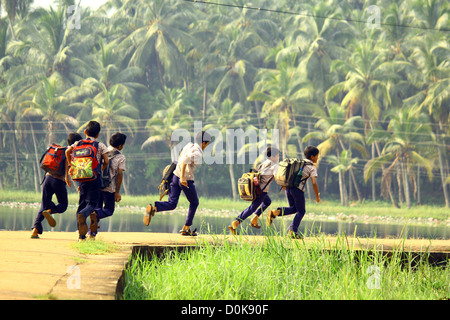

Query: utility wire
[183,0,450,32]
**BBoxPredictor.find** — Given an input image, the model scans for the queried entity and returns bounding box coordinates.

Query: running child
[143,131,211,236]
[31,133,82,238]
[228,146,279,235]
[88,132,127,239]
[65,121,109,241]
[267,145,321,239]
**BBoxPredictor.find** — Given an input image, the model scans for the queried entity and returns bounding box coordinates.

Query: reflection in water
[0,207,448,240]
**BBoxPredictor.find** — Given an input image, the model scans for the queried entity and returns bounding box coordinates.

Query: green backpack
[275,158,312,189]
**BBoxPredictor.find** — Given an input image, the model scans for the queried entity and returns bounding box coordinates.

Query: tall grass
[122,234,450,300]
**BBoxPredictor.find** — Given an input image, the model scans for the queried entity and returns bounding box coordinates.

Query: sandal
[180,228,198,236]
[228,225,237,235]
[288,230,303,240]
[143,204,156,226]
[266,210,277,227]
[42,209,56,228]
[249,222,261,229]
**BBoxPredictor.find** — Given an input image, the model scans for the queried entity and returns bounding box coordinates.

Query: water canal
[1,206,448,240]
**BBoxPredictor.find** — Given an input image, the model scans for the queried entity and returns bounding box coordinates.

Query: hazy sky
[32,0,109,10]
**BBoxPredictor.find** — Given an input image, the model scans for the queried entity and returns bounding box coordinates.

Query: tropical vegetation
[0,0,448,208]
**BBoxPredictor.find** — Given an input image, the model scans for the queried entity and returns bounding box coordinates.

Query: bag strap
[260,176,273,192]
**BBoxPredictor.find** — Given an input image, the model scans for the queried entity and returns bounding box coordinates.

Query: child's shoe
[77,213,88,239]
[266,210,278,227]
[89,211,98,235]
[42,209,56,227]
[143,204,156,226]
[288,230,303,240]
[30,228,39,239]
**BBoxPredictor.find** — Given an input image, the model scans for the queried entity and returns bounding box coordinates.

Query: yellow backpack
[237,169,261,201]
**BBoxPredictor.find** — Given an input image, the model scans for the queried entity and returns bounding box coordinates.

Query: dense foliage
[0,0,448,207]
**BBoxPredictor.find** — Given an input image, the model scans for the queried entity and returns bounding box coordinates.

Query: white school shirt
[297,159,318,191]
[101,146,126,193]
[173,142,203,181]
[258,159,279,192]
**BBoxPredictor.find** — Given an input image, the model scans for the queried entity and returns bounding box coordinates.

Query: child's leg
[288,188,306,233]
[181,180,199,228]
[155,175,182,212]
[77,177,101,239]
[255,194,272,217]
[96,191,115,220]
[236,195,266,222]
[31,176,55,235]
[277,188,297,216]
[51,178,68,214]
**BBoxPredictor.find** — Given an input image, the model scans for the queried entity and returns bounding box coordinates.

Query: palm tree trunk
[401,159,411,209]
[12,133,20,189]
[396,164,403,206]
[30,122,43,184]
[436,124,449,207]
[417,166,421,205]
[229,163,237,201]
[349,168,362,202]
[202,80,207,121]
[371,143,376,201]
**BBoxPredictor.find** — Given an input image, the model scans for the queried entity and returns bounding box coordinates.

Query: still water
[1,206,448,239]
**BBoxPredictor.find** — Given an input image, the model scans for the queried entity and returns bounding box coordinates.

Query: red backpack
[39,144,67,176]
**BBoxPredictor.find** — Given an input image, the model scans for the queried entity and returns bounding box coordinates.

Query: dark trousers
[155,174,199,227]
[32,175,68,234]
[236,193,271,222]
[77,175,101,218]
[89,191,116,236]
[277,187,306,233]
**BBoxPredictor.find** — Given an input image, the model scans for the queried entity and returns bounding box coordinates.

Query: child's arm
[115,169,124,202]
[101,153,109,171]
[65,146,73,188]
[180,161,188,187]
[310,176,320,203]
[311,176,320,202]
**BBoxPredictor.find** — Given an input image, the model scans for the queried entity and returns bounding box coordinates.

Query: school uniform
[90,147,126,236]
[31,173,68,234]
[277,159,317,233]
[72,137,108,224]
[155,142,202,227]
[235,158,278,223]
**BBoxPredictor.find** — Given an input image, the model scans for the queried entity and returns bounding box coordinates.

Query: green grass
[1,189,448,221]
[70,240,120,255]
[122,235,450,300]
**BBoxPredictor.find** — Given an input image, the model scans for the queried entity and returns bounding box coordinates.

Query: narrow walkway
[0,231,448,300]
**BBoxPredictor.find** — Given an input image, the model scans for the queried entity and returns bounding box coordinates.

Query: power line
[183,0,450,32]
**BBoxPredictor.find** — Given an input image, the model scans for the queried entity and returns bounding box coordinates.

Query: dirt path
[0,231,448,300]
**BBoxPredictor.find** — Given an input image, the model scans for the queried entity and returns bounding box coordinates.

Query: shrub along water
[122,234,450,300]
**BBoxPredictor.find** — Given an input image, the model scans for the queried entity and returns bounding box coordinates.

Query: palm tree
[403,33,450,207]
[364,107,434,208]
[141,87,193,160]
[248,63,321,157]
[117,0,197,89]
[303,103,367,205]
[204,98,251,201]
[327,150,359,206]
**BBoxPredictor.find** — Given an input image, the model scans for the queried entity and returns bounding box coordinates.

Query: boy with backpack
[88,132,127,239]
[65,121,109,241]
[31,133,83,238]
[143,131,211,236]
[267,145,321,239]
[228,146,279,235]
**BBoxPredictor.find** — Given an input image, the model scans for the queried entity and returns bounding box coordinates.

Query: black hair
[195,131,212,145]
[85,120,101,137]
[67,132,82,145]
[110,132,127,148]
[266,146,279,158]
[304,145,319,159]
